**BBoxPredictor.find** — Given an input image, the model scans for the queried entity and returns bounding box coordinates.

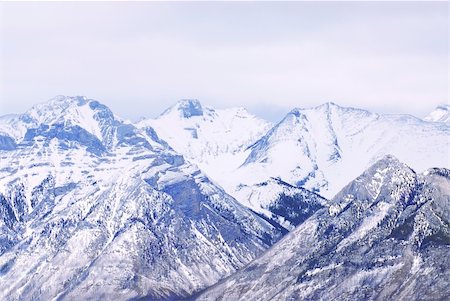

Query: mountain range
[194,156,450,301]
[0,96,448,300]
[139,100,449,228]
[0,96,282,300]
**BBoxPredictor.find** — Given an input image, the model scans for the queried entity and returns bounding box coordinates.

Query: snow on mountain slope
[236,177,327,231]
[138,99,272,182]
[424,104,450,123]
[145,101,449,231]
[194,156,450,301]
[0,96,283,300]
[0,95,139,151]
[231,102,450,199]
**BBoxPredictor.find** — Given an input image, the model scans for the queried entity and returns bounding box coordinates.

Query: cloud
[0,1,447,121]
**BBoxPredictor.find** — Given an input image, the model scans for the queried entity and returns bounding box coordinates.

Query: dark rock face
[195,156,450,301]
[24,123,107,155]
[176,99,204,118]
[0,135,16,150]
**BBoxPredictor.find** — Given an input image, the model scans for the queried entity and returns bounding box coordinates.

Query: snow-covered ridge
[138,99,273,174]
[217,101,449,199]
[138,99,449,227]
[0,96,448,300]
[195,156,450,301]
[0,96,284,300]
[0,95,168,154]
[159,99,204,118]
[0,96,116,144]
[26,95,111,141]
[424,104,450,123]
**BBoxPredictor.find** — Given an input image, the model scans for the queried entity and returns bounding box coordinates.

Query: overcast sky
[0,1,448,121]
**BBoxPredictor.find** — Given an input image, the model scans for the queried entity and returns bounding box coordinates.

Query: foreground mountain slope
[194,156,450,301]
[0,96,282,300]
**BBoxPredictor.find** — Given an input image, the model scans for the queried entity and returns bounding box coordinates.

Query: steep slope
[0,96,283,300]
[145,101,449,231]
[0,96,113,145]
[138,99,272,183]
[236,177,327,231]
[424,104,450,123]
[229,103,450,199]
[195,156,450,301]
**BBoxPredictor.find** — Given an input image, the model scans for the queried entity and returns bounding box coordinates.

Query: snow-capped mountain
[1,96,448,300]
[138,99,272,185]
[1,96,110,144]
[194,156,450,301]
[236,102,449,198]
[148,101,449,227]
[0,96,283,300]
[424,104,450,123]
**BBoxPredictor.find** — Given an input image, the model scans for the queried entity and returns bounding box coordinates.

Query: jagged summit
[276,102,377,134]
[27,95,115,122]
[25,95,90,112]
[140,99,272,169]
[161,99,204,118]
[235,100,448,199]
[1,96,448,301]
[0,96,117,142]
[0,95,163,154]
[38,94,89,105]
[157,99,258,121]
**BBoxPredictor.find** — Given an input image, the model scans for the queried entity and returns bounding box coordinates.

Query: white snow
[424,104,450,123]
[138,101,450,213]
[138,103,272,171]
[336,201,391,252]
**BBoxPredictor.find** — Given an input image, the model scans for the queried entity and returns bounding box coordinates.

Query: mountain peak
[288,102,343,117]
[49,95,89,105]
[316,101,338,109]
[29,95,97,114]
[363,155,412,179]
[13,95,122,148]
[286,107,304,118]
[162,99,204,118]
[26,95,114,125]
[29,95,94,113]
[376,154,402,165]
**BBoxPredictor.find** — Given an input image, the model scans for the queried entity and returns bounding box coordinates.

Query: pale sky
[0,1,448,122]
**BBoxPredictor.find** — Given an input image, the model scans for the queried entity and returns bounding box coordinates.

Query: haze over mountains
[0,96,448,300]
